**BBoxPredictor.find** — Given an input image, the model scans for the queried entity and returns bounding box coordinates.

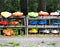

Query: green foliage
[28,44,34,47]
[8,41,20,46]
[41,40,45,43]
[0,43,3,46]
[20,31,24,36]
[0,0,60,13]
[0,0,6,12]
[13,29,18,35]
[45,0,60,13]
[0,0,21,12]
[47,43,56,46]
[27,0,38,12]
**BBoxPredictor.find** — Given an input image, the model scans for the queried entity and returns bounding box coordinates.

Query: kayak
[29,21,37,25]
[38,20,47,25]
[51,22,60,25]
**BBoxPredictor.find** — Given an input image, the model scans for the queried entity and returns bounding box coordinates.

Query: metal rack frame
[0,16,60,36]
[0,16,27,35]
[26,16,60,35]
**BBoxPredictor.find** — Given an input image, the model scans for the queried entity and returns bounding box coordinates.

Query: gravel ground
[0,37,60,47]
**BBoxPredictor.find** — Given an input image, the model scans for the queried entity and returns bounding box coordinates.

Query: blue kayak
[38,21,47,25]
[52,22,60,25]
[29,21,37,25]
[57,10,60,14]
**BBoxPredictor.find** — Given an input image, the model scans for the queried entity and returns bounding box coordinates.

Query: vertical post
[20,0,27,15]
[25,16,28,36]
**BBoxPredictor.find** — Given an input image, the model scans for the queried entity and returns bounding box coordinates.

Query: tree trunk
[37,0,46,12]
[20,0,27,15]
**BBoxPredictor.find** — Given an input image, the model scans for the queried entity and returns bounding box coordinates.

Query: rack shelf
[28,25,44,28]
[0,16,25,18]
[28,25,59,28]
[27,16,60,19]
[0,26,25,28]
[44,25,59,28]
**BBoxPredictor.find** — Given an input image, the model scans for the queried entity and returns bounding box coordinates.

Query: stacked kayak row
[1,10,60,18]
[1,11,23,18]
[28,29,59,34]
[29,20,60,25]
[28,10,60,17]
[29,20,46,25]
[0,28,25,36]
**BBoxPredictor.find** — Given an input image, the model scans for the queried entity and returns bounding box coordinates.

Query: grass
[28,44,34,47]
[41,40,45,43]
[47,43,56,45]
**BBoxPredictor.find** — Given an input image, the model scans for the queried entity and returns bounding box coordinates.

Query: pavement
[0,37,60,47]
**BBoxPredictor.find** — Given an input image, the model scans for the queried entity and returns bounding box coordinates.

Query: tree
[46,0,60,13]
[20,0,27,15]
[0,0,6,12]
[4,0,21,12]
[37,0,46,12]
[27,0,38,12]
